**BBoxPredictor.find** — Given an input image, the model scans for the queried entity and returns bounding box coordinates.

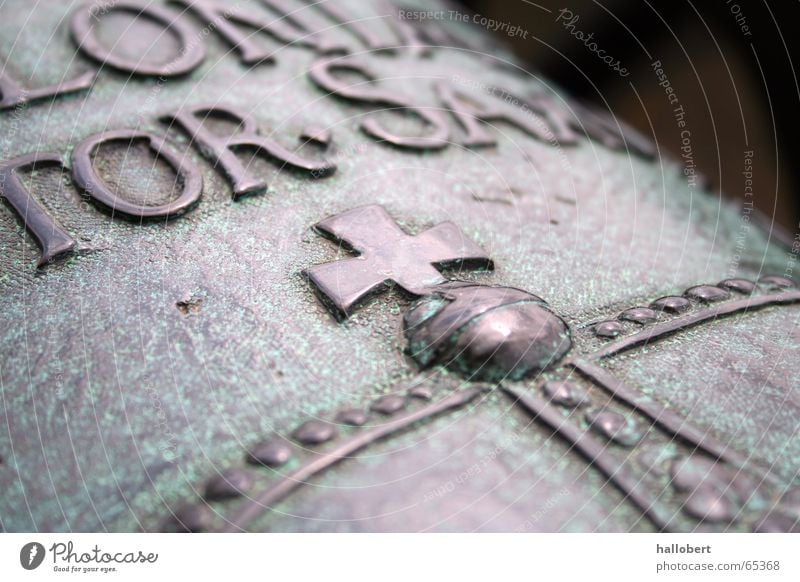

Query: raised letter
[436,82,577,148]
[309,56,449,150]
[164,105,335,198]
[0,153,76,266]
[71,129,203,219]
[0,68,95,111]
[71,1,205,77]
[175,0,338,65]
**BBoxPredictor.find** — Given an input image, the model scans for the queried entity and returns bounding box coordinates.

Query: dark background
[457,0,800,237]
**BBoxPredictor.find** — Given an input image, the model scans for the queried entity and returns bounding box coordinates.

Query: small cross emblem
[305,205,493,317]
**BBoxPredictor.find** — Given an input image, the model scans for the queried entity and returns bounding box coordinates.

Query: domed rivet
[585,409,642,446]
[684,285,729,303]
[293,420,337,445]
[619,307,658,324]
[718,278,756,294]
[336,408,369,426]
[371,395,407,415]
[165,503,214,533]
[408,386,433,400]
[650,296,692,314]
[204,468,253,500]
[247,439,292,467]
[759,275,795,290]
[405,284,571,382]
[682,485,739,524]
[594,320,624,338]
[542,381,590,408]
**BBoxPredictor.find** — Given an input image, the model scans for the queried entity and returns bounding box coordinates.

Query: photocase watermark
[514,487,570,532]
[556,8,629,77]
[87,0,120,21]
[472,13,530,40]
[651,60,697,189]
[728,150,754,277]
[309,141,368,178]
[0,97,30,171]
[781,221,800,282]
[19,540,159,573]
[20,542,46,570]
[726,0,753,38]
[422,429,524,502]
[134,4,239,125]
[398,9,529,40]
[397,9,457,22]
[142,375,180,464]
[0,98,30,233]
[450,74,575,174]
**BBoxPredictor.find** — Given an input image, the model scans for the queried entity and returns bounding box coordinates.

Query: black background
[457,0,800,235]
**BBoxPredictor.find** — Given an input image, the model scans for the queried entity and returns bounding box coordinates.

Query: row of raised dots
[164,385,432,531]
[593,275,795,339]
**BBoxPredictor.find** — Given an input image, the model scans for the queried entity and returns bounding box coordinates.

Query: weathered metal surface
[0,0,797,533]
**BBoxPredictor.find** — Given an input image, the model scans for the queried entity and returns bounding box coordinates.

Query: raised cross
[305,205,493,318]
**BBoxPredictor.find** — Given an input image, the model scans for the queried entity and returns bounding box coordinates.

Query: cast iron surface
[0,0,798,532]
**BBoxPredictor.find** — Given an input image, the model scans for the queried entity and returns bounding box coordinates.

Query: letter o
[71,1,205,77]
[71,129,203,220]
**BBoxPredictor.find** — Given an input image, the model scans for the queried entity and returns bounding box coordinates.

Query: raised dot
[542,381,590,408]
[408,386,433,400]
[759,275,796,289]
[594,320,623,338]
[292,420,337,445]
[650,296,692,314]
[371,394,407,415]
[637,448,675,477]
[670,456,757,507]
[247,439,292,467]
[585,409,642,446]
[682,484,739,523]
[670,456,714,491]
[718,278,756,294]
[166,503,213,532]
[619,307,658,324]
[204,469,253,500]
[336,408,369,426]
[684,285,729,303]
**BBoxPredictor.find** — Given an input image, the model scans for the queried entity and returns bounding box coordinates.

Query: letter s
[309,55,449,150]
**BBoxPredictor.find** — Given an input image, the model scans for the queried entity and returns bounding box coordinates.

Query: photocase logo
[20,542,46,570]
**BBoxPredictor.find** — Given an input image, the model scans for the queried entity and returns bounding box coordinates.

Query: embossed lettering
[71,1,205,77]
[0,153,76,266]
[71,129,203,219]
[436,82,577,148]
[175,0,335,65]
[438,79,656,157]
[0,68,95,111]
[164,105,335,199]
[309,56,449,150]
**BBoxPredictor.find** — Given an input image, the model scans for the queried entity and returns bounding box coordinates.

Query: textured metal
[0,0,798,534]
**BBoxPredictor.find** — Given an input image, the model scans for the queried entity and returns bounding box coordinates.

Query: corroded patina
[0,0,798,533]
